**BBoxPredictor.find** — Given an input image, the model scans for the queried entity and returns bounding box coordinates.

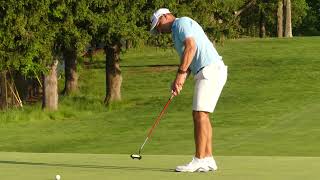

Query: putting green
[0,152,319,180]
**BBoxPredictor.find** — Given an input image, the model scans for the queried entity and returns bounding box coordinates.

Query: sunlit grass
[0,37,320,156]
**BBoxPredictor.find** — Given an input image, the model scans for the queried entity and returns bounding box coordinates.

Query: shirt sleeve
[176,18,194,42]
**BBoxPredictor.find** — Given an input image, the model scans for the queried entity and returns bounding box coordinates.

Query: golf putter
[131,94,174,160]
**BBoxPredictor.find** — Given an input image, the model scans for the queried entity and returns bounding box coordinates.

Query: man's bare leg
[193,111,210,159]
[205,118,212,157]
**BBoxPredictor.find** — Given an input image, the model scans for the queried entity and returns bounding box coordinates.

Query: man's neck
[168,17,176,31]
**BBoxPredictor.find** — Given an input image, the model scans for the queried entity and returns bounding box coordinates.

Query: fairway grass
[0,152,319,180]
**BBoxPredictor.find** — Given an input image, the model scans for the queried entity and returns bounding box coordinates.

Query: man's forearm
[171,37,196,96]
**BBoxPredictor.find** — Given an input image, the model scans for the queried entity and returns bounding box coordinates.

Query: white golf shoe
[205,156,218,171]
[175,157,209,172]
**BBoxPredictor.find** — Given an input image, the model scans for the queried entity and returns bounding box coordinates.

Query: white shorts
[193,61,228,113]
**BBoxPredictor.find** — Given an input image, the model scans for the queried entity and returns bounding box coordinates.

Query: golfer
[150,8,228,172]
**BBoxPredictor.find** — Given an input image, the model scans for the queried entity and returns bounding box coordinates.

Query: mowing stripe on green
[0,152,319,180]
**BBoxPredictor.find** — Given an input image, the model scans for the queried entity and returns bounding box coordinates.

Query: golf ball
[55,175,61,180]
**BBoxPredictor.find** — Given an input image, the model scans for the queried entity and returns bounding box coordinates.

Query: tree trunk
[259,11,266,38]
[104,43,122,105]
[277,0,283,37]
[126,39,133,49]
[63,49,78,94]
[42,60,58,111]
[0,71,8,109]
[284,0,293,37]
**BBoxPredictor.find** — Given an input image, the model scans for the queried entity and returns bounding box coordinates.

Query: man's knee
[193,111,209,122]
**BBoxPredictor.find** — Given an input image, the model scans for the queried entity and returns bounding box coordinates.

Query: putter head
[130,154,142,160]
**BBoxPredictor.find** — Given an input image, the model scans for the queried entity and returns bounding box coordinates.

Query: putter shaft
[136,95,174,155]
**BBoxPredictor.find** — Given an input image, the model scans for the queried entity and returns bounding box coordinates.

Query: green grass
[1,152,319,180]
[1,37,320,156]
[0,37,320,160]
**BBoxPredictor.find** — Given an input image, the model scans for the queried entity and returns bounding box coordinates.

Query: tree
[259,9,266,38]
[294,0,318,35]
[42,60,59,110]
[278,0,308,37]
[291,0,308,29]
[49,0,92,95]
[90,0,147,105]
[191,0,244,42]
[0,0,58,110]
[256,1,272,38]
[0,0,44,77]
[284,0,293,37]
[234,0,256,17]
[277,0,283,37]
[237,0,307,37]
[238,0,273,37]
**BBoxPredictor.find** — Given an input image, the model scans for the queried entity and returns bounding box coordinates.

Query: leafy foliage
[0,0,54,75]
[49,0,95,57]
[295,0,320,35]
[90,0,147,48]
[0,0,317,75]
[239,0,308,37]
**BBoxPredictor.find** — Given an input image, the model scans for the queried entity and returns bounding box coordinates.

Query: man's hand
[171,72,188,96]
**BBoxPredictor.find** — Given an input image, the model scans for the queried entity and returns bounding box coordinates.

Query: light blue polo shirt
[171,17,222,75]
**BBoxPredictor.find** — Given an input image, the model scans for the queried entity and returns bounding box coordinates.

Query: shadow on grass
[0,160,174,173]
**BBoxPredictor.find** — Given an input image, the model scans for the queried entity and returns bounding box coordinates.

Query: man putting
[150,8,228,172]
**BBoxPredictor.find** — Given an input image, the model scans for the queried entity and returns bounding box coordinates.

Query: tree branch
[234,0,256,17]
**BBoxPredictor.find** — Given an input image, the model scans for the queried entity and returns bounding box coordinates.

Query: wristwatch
[177,69,187,74]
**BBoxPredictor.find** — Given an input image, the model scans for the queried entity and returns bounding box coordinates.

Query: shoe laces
[185,157,200,167]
